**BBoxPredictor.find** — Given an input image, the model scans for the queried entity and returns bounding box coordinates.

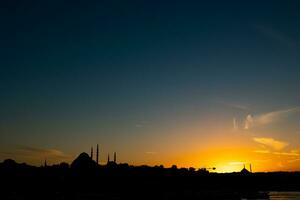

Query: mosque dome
[71,152,97,169]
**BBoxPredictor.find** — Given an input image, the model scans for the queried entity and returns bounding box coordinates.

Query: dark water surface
[269,192,300,200]
[243,191,300,200]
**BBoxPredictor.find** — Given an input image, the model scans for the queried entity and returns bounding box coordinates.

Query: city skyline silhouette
[1,1,300,193]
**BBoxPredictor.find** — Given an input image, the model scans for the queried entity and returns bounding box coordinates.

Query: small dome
[240,167,250,174]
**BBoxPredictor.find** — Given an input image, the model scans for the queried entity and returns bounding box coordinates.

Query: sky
[1,0,300,172]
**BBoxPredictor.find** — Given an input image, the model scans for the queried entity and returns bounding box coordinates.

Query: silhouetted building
[59,162,69,169]
[240,164,251,174]
[91,146,93,160]
[96,144,99,164]
[2,159,17,168]
[107,153,110,164]
[71,152,97,169]
[114,152,117,163]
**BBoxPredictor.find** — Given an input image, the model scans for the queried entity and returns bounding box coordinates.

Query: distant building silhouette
[114,152,117,163]
[106,152,118,167]
[96,144,99,164]
[2,159,17,168]
[90,146,93,160]
[71,152,97,169]
[240,164,251,174]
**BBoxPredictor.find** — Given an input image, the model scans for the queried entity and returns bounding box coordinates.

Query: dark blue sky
[1,1,300,170]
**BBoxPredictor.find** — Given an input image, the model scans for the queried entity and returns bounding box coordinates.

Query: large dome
[71,152,97,169]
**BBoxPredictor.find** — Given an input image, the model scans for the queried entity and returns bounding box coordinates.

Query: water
[269,191,300,200]
[243,191,300,200]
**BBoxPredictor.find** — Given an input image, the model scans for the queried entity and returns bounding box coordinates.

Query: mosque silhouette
[71,144,118,169]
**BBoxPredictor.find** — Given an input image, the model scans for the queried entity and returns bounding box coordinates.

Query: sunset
[1,0,300,199]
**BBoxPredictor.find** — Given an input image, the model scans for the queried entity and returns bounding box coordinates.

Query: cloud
[135,124,143,128]
[233,118,238,130]
[256,107,300,125]
[254,149,299,157]
[218,101,249,111]
[254,159,271,163]
[135,120,149,128]
[287,158,300,163]
[253,137,288,151]
[229,161,245,165]
[145,151,157,155]
[256,25,295,46]
[17,146,69,159]
[244,114,254,129]
[254,150,270,154]
[273,150,299,157]
[244,106,300,129]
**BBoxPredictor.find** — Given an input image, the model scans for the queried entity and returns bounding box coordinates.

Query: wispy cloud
[254,159,271,163]
[287,158,300,163]
[273,150,299,157]
[17,146,69,159]
[256,25,295,46]
[145,151,157,155]
[254,150,270,154]
[253,137,288,151]
[254,149,299,157]
[135,120,149,128]
[244,106,300,129]
[229,161,245,165]
[135,124,144,128]
[256,107,300,125]
[244,114,254,130]
[233,117,238,130]
[253,137,300,159]
[218,101,249,111]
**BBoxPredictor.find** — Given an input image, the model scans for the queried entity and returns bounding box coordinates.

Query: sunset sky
[1,0,300,172]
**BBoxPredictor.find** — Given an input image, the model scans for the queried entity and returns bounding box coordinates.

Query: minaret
[91,146,93,160]
[114,152,116,163]
[107,153,110,164]
[250,164,252,173]
[96,144,99,164]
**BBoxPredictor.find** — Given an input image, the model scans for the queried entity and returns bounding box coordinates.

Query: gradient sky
[1,0,300,172]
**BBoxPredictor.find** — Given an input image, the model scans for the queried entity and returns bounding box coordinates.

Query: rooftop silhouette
[1,149,300,200]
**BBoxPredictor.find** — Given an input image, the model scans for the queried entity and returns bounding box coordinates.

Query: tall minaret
[91,146,93,160]
[107,153,110,164]
[96,144,99,164]
[114,152,117,163]
[250,164,252,173]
